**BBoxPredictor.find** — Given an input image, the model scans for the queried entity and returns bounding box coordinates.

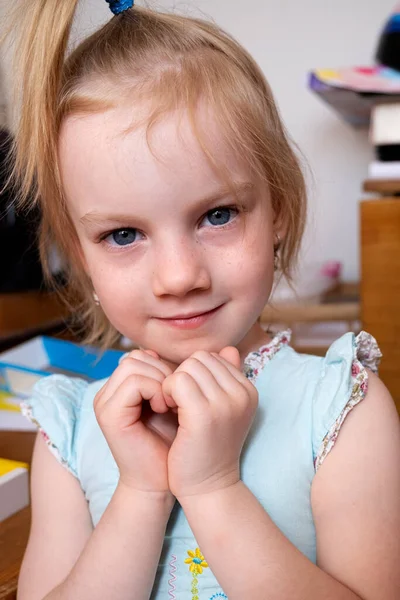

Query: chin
[155,336,231,365]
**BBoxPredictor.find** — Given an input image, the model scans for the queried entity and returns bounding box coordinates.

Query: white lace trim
[20,401,77,477]
[315,331,382,471]
[243,330,291,383]
[355,330,382,374]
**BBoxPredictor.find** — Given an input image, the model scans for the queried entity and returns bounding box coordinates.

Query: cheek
[230,225,274,295]
[238,251,274,306]
[95,285,144,337]
[85,256,144,326]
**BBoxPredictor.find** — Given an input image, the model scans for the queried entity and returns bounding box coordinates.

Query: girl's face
[59,105,276,366]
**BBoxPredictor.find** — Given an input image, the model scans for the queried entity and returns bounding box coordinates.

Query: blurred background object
[376,3,400,72]
[309,3,400,127]
[0,130,68,351]
[0,129,44,294]
[271,261,342,304]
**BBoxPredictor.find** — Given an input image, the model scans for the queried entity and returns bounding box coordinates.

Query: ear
[272,211,287,246]
[270,189,288,244]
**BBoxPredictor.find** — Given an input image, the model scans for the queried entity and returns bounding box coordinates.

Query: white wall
[1,0,396,279]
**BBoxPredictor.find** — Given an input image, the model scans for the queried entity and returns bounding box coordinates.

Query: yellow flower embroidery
[185,547,209,575]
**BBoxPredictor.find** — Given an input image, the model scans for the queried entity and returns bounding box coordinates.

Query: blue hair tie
[106,0,134,15]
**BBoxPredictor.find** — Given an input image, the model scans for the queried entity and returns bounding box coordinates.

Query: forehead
[58,105,253,217]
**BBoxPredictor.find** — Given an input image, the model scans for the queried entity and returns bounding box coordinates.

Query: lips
[153,304,224,330]
[160,307,219,320]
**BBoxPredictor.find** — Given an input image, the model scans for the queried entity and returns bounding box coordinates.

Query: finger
[142,349,160,359]
[96,357,170,411]
[189,351,242,396]
[126,349,172,378]
[174,355,222,400]
[218,346,241,370]
[97,374,168,431]
[211,351,247,384]
[187,352,257,414]
[99,358,165,405]
[162,371,207,413]
[211,352,257,398]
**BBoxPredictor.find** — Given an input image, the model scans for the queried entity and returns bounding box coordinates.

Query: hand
[162,347,258,500]
[94,349,178,496]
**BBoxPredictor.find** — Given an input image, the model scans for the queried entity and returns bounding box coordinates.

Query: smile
[154,305,223,330]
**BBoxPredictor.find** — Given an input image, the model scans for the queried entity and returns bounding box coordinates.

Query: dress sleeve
[312,331,382,471]
[21,374,89,477]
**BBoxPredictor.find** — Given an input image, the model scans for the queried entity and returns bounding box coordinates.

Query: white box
[371,103,400,145]
[0,459,30,521]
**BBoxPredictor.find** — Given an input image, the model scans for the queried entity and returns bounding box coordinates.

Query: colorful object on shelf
[308,67,400,127]
[311,66,400,94]
[0,336,124,398]
[309,4,400,126]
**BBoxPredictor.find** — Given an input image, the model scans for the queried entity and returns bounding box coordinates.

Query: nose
[151,239,211,298]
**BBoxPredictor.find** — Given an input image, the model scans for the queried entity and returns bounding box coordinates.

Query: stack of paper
[0,458,29,521]
[368,103,400,180]
[0,390,36,431]
[0,336,124,432]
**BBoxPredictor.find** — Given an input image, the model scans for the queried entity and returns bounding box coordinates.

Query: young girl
[5,1,400,599]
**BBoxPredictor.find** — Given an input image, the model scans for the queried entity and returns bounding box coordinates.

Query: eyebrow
[80,181,254,228]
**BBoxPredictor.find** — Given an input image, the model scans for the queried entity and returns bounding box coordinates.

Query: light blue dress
[22,330,381,600]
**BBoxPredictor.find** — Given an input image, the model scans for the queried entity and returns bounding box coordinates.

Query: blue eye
[105,228,141,247]
[201,207,238,227]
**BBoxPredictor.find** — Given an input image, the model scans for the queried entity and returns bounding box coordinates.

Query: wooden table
[0,431,35,600]
[0,290,69,353]
[0,291,66,338]
[0,508,30,600]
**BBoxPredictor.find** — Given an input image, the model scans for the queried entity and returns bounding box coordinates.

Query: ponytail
[4,0,80,207]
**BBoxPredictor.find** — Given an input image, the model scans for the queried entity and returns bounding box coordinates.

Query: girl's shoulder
[21,374,104,477]
[244,329,382,385]
[308,330,381,469]
[245,330,382,468]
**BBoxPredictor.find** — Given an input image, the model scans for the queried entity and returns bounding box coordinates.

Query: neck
[155,322,271,373]
[236,322,272,367]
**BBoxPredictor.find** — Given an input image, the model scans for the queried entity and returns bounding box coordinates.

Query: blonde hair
[4,0,307,346]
